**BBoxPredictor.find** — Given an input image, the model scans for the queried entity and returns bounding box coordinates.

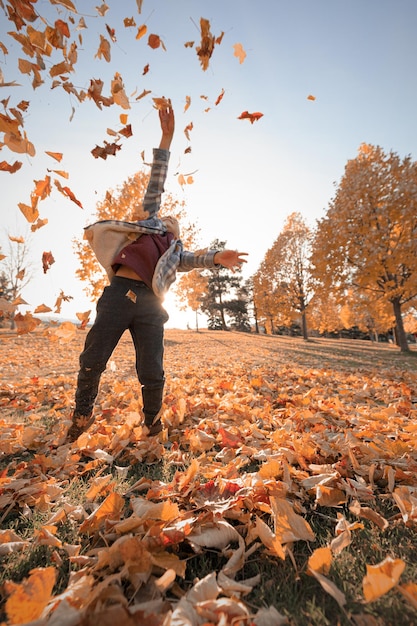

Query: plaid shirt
[84,148,219,298]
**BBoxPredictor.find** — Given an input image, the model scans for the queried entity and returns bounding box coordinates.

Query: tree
[312,144,417,352]
[254,212,313,339]
[339,288,394,341]
[199,239,247,331]
[0,234,34,328]
[176,269,208,331]
[74,169,199,300]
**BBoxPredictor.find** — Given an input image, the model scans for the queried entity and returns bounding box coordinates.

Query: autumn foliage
[1,330,417,624]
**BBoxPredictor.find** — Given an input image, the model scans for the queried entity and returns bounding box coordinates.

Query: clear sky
[1,0,417,329]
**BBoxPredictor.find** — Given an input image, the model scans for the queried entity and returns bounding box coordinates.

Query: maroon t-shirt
[112,232,174,289]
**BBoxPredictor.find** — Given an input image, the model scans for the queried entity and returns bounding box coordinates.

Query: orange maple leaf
[237,110,264,124]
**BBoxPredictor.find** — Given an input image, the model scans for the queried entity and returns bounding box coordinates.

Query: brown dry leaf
[34,304,52,314]
[307,94,316,101]
[42,251,55,274]
[152,96,171,110]
[95,35,111,62]
[196,17,223,70]
[148,33,166,50]
[14,312,41,335]
[54,179,83,207]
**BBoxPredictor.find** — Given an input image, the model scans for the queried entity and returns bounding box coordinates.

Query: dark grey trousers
[74,276,169,420]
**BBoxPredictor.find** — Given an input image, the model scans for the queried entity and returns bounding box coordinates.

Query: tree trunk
[301,310,308,340]
[391,298,409,352]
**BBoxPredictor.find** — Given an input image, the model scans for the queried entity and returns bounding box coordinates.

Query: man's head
[161,215,180,239]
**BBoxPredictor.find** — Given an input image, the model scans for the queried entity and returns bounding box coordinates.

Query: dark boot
[67,412,94,443]
[142,386,164,436]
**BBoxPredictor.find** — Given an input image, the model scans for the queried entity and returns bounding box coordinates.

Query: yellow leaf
[398,582,417,610]
[363,556,405,601]
[308,546,332,575]
[270,497,315,543]
[5,566,56,623]
[80,491,125,534]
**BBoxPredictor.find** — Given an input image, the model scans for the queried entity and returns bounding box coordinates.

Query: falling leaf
[307,94,316,101]
[18,202,39,223]
[215,88,225,106]
[136,24,147,40]
[34,304,52,314]
[111,72,130,109]
[45,151,63,162]
[153,96,171,110]
[184,121,193,141]
[106,24,116,42]
[95,35,111,62]
[54,180,83,207]
[76,310,91,329]
[9,235,24,243]
[14,312,41,335]
[34,176,52,200]
[91,141,122,159]
[42,251,55,274]
[184,95,191,112]
[238,110,264,124]
[233,42,246,64]
[148,33,165,50]
[0,160,22,173]
[196,18,223,70]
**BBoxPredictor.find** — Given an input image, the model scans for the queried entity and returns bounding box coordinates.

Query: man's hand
[159,99,175,150]
[214,250,248,270]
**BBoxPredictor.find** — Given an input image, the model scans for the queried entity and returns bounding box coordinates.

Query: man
[67,101,247,442]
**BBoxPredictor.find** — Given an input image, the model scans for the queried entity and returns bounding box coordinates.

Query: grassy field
[0,329,416,625]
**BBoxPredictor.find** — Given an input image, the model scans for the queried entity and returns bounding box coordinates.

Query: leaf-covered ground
[1,329,417,626]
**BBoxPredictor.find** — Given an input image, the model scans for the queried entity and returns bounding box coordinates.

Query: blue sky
[1,0,417,328]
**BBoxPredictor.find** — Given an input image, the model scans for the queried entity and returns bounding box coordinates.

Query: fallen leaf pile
[0,329,417,624]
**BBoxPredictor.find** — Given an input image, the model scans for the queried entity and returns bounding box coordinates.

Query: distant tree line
[180,144,417,352]
[2,143,417,351]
